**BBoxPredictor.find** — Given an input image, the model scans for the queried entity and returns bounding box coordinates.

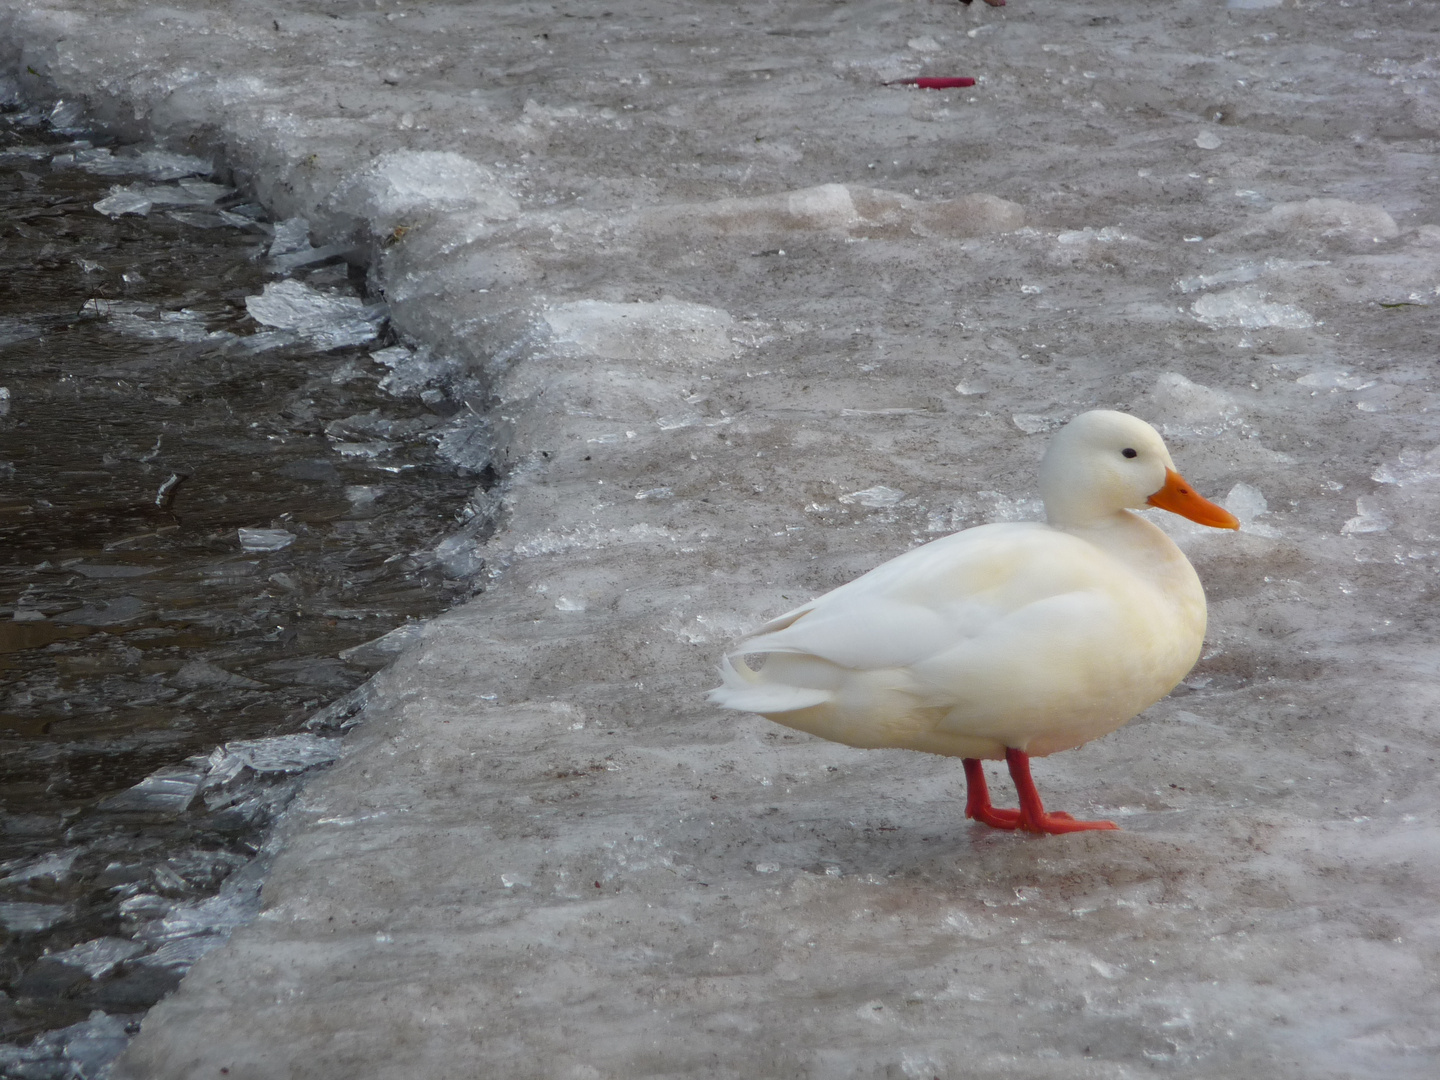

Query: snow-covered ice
[3,0,1440,1077]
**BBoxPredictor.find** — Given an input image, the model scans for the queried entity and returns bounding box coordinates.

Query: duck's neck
[1061,510,1199,589]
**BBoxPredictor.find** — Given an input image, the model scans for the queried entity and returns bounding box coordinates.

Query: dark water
[0,103,485,1065]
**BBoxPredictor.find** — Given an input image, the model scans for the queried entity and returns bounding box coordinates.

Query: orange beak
[1147,468,1240,530]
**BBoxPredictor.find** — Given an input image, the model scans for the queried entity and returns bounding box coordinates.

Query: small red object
[891,76,976,90]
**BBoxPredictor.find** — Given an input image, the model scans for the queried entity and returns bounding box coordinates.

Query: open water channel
[0,98,487,1072]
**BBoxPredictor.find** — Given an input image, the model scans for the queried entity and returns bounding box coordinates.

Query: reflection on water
[0,101,486,1059]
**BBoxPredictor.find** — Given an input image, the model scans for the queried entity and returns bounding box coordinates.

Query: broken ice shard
[237,526,296,552]
[97,762,206,814]
[244,279,388,349]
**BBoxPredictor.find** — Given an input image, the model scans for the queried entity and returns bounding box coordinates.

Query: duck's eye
[1121,448,1138,459]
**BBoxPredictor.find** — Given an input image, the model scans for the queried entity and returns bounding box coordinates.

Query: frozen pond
[1,0,1438,1077]
[0,106,487,1065]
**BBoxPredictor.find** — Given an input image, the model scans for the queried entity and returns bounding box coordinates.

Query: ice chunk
[61,1011,133,1076]
[0,386,10,416]
[47,99,86,132]
[172,660,267,690]
[1254,198,1398,242]
[51,595,150,625]
[1341,497,1393,535]
[0,317,40,347]
[267,217,350,271]
[649,184,1022,239]
[1224,483,1278,537]
[0,1010,132,1079]
[1144,372,1240,437]
[0,902,71,932]
[268,217,313,257]
[244,280,388,349]
[0,849,78,886]
[1194,129,1223,149]
[98,762,205,814]
[1056,226,1130,245]
[1012,413,1063,434]
[53,145,212,179]
[51,937,145,978]
[436,417,493,471]
[1296,370,1376,391]
[334,150,519,232]
[1191,286,1314,329]
[137,935,225,968]
[93,178,232,218]
[110,308,225,345]
[206,733,341,777]
[339,623,426,665]
[544,298,739,364]
[1372,446,1440,486]
[1175,264,1262,294]
[93,186,155,217]
[839,485,905,508]
[237,526,296,552]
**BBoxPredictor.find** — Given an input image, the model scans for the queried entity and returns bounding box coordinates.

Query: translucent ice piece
[51,595,151,625]
[1296,370,1376,390]
[0,901,71,932]
[205,733,341,781]
[1341,497,1393,535]
[335,149,519,231]
[1012,413,1063,434]
[268,217,312,257]
[339,622,426,665]
[1224,483,1279,537]
[93,187,155,217]
[237,527,296,552]
[51,936,145,978]
[244,280,388,349]
[59,1010,132,1074]
[1191,286,1314,329]
[839,485,905,508]
[171,660,267,690]
[98,762,205,814]
[0,849,78,886]
[1372,446,1440,486]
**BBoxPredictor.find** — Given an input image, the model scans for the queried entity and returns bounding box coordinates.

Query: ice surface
[5,0,1440,1077]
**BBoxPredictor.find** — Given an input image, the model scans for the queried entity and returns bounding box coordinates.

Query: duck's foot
[1006,748,1119,834]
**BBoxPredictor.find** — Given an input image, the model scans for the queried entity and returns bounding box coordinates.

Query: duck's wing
[728,522,1118,672]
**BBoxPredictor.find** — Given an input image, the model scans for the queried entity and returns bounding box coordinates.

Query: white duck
[708,410,1238,834]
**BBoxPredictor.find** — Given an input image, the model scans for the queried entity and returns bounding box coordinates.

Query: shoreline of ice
[4,1,1440,1077]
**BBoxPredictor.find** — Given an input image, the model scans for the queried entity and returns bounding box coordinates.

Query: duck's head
[1038,410,1240,530]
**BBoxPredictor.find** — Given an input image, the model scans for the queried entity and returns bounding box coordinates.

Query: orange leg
[963,753,1119,834]
[1005,748,1118,834]
[962,757,1021,828]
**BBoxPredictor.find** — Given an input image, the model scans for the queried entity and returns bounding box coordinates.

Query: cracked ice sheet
[4,0,1439,1078]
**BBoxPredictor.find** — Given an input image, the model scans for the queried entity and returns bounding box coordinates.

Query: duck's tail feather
[706,652,831,714]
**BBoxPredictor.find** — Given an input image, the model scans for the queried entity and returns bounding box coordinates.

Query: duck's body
[708,410,1238,834]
